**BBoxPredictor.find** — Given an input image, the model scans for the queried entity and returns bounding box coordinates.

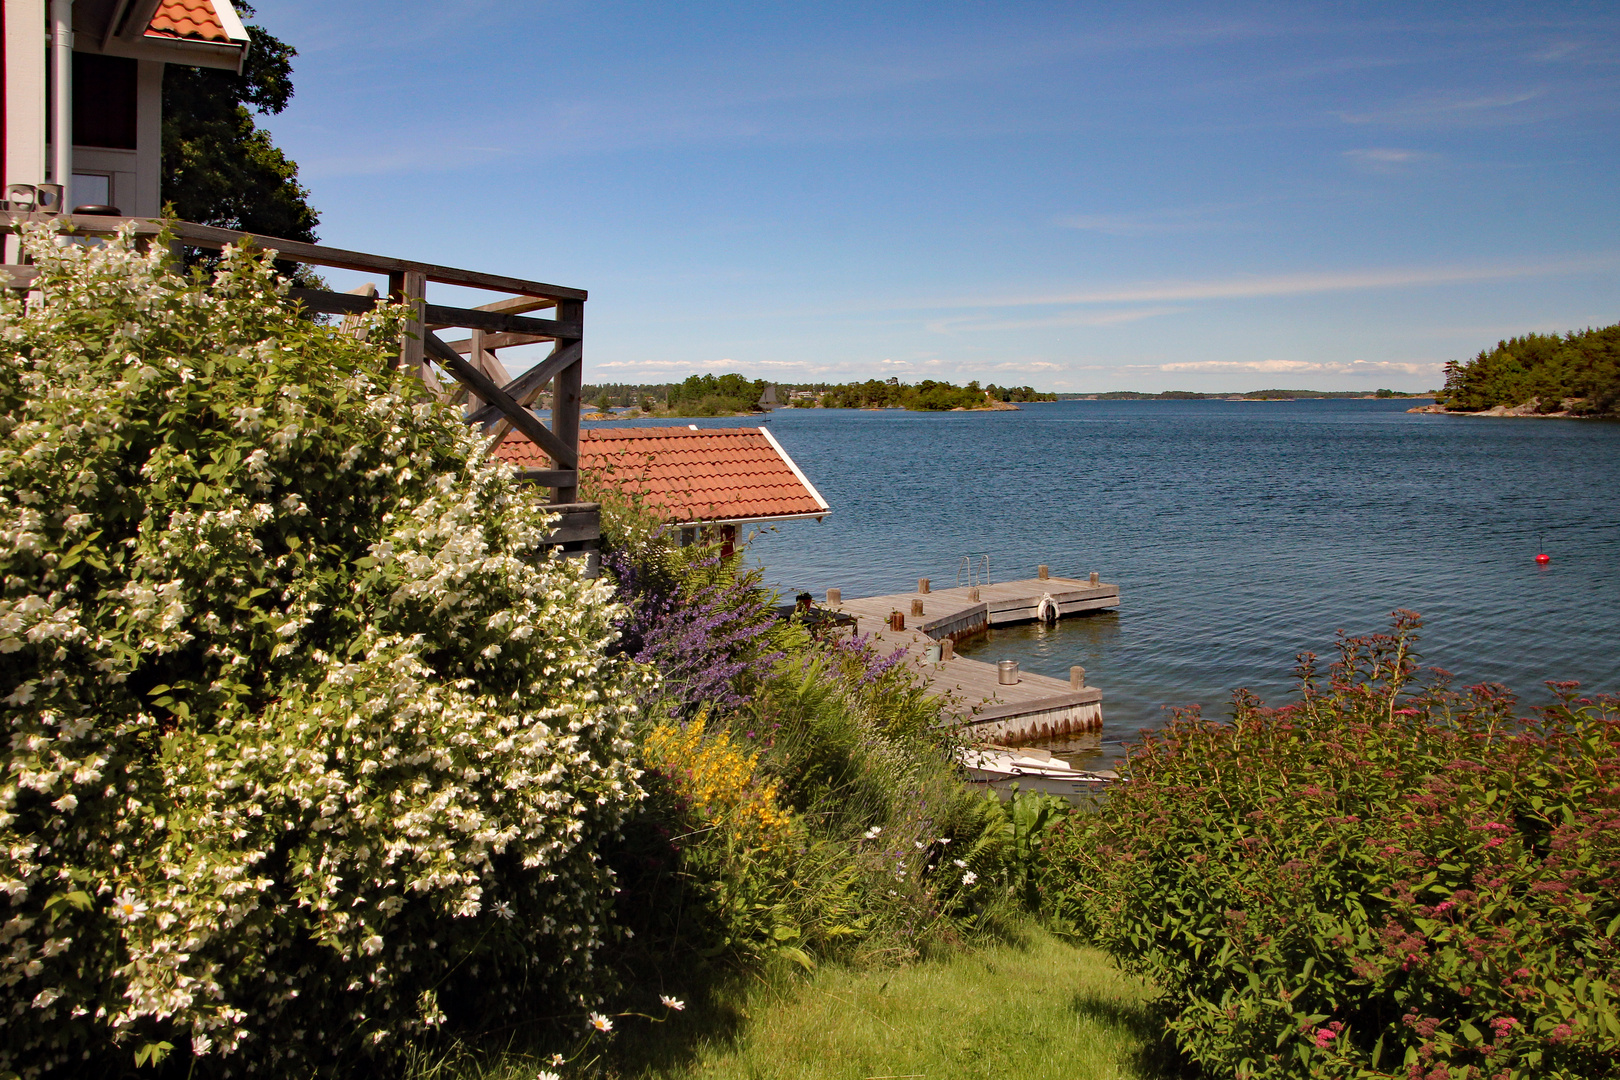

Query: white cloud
[926,306,1184,333]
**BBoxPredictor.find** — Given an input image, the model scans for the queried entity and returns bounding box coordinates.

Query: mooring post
[918,577,930,594]
[889,611,905,631]
[826,587,841,606]
[1071,665,1086,690]
[942,637,955,660]
[968,586,980,602]
[1089,571,1099,586]
[910,598,924,617]
[1038,564,1049,580]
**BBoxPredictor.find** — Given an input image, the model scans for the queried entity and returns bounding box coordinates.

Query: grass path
[429,928,1164,1080]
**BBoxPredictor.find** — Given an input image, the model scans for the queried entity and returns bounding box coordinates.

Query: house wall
[4,0,47,192]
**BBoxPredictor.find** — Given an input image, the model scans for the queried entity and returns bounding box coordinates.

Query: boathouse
[492,425,830,553]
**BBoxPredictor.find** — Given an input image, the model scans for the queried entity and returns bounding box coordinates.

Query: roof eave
[84,33,247,72]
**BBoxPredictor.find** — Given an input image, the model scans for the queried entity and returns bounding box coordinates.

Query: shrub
[0,223,642,1074]
[1043,612,1619,1080]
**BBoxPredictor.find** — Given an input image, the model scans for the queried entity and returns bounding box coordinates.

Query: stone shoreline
[1408,399,1614,419]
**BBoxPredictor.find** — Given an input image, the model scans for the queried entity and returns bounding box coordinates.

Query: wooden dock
[825,573,1120,742]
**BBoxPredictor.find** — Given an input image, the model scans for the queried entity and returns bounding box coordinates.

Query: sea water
[588,401,1620,767]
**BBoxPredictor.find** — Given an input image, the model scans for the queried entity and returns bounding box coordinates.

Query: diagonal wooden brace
[423,331,577,468]
[465,340,582,428]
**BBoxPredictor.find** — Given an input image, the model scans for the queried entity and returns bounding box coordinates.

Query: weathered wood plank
[466,341,581,428]
[440,331,553,353]
[514,468,576,488]
[422,303,581,339]
[551,300,584,504]
[422,332,578,468]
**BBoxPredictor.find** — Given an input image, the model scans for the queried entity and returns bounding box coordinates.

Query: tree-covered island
[1433,321,1620,416]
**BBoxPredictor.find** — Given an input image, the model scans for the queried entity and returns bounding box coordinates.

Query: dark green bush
[1043,613,1619,1080]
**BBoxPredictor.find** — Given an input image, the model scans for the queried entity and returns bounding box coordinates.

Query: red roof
[146,0,244,44]
[493,426,831,523]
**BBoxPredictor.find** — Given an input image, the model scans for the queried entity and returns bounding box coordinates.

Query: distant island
[1422,321,1619,417]
[580,373,1057,417]
[1057,389,1431,401]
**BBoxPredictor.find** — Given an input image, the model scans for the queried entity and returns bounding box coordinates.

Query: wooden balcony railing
[2,211,599,566]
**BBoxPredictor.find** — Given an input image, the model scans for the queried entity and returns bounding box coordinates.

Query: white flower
[588,1012,613,1033]
[51,793,78,812]
[862,826,882,839]
[538,1072,560,1080]
[939,837,951,844]
[660,995,685,1011]
[493,900,515,920]
[962,871,978,886]
[192,1033,213,1055]
[953,858,967,868]
[548,1053,566,1066]
[914,840,926,849]
[110,892,146,923]
[361,934,384,956]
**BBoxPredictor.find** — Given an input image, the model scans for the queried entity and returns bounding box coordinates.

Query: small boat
[957,744,1118,802]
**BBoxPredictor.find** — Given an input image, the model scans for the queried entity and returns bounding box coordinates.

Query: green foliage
[1042,612,1620,1080]
[1440,323,1620,414]
[161,3,320,251]
[665,373,765,416]
[0,224,643,1074]
[818,378,995,410]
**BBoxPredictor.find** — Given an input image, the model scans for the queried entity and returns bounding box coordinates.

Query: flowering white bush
[0,223,643,1074]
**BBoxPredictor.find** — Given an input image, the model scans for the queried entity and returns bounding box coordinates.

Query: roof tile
[147,0,232,43]
[492,426,830,523]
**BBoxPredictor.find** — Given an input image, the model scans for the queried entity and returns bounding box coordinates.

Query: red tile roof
[146,0,242,44]
[493,426,831,523]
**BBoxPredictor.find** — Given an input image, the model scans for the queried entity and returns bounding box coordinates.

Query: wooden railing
[1,212,588,504]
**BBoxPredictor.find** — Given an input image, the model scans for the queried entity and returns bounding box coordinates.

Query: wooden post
[968,586,980,602]
[466,328,486,412]
[1038,564,1049,580]
[917,577,930,594]
[1089,571,1100,586]
[889,611,905,631]
[910,599,924,617]
[942,637,955,660]
[551,298,584,504]
[1070,665,1086,689]
[394,270,427,376]
[826,588,841,606]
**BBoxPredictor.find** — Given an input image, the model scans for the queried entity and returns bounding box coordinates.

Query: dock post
[1070,665,1086,689]
[1089,571,1099,585]
[918,577,930,594]
[942,638,955,660]
[967,586,980,602]
[826,587,841,606]
[998,660,1019,685]
[889,611,905,631]
[1038,564,1049,580]
[910,598,925,617]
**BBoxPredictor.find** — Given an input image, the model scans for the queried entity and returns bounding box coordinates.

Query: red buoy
[1535,552,1551,565]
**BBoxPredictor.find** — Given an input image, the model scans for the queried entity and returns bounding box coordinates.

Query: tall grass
[404,926,1166,1080]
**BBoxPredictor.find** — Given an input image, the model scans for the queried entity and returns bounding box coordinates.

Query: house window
[71,173,111,208]
[73,54,138,150]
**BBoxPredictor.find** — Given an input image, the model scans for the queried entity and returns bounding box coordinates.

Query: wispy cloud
[1056,206,1237,236]
[1158,359,1437,375]
[1334,89,1545,126]
[1341,147,1441,173]
[926,253,1615,311]
[926,307,1184,333]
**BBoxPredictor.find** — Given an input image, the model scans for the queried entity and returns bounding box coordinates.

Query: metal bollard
[998,660,1019,685]
[925,642,942,663]
[1070,665,1086,689]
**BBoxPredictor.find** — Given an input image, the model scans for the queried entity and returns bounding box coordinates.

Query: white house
[3,0,249,218]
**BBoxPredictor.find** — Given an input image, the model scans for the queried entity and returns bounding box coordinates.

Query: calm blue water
[586,402,1620,766]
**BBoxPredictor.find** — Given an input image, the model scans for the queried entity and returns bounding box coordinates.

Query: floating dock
[825,572,1120,742]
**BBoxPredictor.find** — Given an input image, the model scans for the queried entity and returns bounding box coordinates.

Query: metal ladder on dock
[956,554,991,588]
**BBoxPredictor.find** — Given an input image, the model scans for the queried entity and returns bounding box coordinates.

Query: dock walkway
[827,575,1119,742]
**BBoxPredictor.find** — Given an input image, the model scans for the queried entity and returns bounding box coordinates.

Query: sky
[253,0,1620,393]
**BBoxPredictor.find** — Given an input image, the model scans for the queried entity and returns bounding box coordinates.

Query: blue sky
[255,1,1619,392]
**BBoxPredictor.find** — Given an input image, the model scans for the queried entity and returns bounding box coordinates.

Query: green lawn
[419,928,1167,1080]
